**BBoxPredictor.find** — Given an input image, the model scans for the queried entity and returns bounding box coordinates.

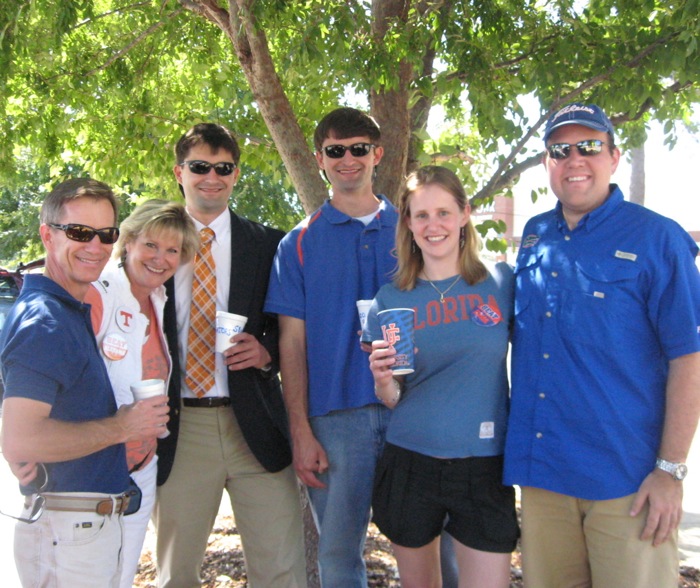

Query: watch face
[675,464,688,480]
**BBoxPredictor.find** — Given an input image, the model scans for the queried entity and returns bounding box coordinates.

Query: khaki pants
[520,486,678,588]
[154,404,306,588]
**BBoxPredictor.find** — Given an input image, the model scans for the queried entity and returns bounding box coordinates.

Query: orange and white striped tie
[185,227,216,397]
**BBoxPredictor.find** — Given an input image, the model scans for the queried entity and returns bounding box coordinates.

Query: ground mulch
[133,513,700,587]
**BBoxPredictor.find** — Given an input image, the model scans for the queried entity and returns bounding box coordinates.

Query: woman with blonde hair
[86,199,199,588]
[366,166,518,588]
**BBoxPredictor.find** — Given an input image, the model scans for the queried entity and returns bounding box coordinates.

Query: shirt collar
[321,194,396,227]
[555,184,624,233]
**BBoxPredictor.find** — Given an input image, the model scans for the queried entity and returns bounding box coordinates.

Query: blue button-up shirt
[503,185,700,499]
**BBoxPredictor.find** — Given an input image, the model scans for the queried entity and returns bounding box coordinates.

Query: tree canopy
[1,0,699,263]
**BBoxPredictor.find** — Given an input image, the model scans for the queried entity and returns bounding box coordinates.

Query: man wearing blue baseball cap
[504,102,700,587]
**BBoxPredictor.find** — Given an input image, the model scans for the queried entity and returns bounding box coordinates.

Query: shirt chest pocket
[560,260,643,346]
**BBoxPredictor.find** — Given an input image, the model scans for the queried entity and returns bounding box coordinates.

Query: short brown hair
[40,178,118,226]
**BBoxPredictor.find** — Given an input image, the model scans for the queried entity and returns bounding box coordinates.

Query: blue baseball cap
[544,103,615,143]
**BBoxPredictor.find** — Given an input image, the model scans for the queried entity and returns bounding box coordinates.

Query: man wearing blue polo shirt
[504,102,700,587]
[265,107,397,586]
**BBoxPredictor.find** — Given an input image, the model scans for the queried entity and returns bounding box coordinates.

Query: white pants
[120,456,158,588]
[14,493,124,588]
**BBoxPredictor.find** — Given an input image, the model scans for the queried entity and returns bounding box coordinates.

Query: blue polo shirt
[265,196,398,417]
[0,275,128,495]
[503,185,700,500]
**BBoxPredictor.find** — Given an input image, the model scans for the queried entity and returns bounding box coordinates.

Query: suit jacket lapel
[227,209,259,318]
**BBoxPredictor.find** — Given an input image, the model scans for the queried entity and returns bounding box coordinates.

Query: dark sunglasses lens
[578,140,603,156]
[213,162,235,176]
[187,161,235,176]
[96,228,120,244]
[188,161,212,174]
[349,144,372,157]
[324,145,346,159]
[64,225,96,242]
[547,144,570,160]
[66,226,119,244]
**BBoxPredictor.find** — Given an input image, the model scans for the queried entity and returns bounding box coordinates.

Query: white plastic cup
[130,378,169,438]
[356,299,373,343]
[215,311,248,354]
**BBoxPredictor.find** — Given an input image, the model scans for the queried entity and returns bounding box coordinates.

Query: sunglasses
[180,160,237,176]
[546,139,607,160]
[322,143,375,159]
[0,463,47,524]
[48,223,120,245]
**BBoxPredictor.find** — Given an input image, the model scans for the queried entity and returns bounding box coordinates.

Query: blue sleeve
[264,230,306,320]
[646,226,700,359]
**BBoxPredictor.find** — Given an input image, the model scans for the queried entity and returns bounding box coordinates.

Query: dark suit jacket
[156,210,292,486]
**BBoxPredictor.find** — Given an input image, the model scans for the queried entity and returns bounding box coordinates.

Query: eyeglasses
[546,139,607,160]
[322,143,375,159]
[0,463,47,524]
[48,223,120,244]
[179,160,237,176]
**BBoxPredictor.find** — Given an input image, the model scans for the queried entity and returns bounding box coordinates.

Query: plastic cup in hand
[215,311,248,354]
[377,308,415,375]
[356,299,373,343]
[130,378,169,438]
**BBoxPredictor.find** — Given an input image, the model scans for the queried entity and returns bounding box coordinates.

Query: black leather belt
[183,397,232,408]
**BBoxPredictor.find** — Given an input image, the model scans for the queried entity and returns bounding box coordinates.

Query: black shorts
[371,443,519,552]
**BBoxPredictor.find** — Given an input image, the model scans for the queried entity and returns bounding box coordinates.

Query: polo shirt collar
[23,274,87,310]
[321,194,395,227]
[555,184,624,233]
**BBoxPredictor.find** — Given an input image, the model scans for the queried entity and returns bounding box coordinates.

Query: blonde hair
[113,199,199,264]
[394,166,487,291]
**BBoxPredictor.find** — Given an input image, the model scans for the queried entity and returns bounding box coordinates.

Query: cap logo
[552,104,596,123]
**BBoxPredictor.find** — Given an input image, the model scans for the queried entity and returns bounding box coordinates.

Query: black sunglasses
[546,139,607,160]
[48,223,120,245]
[322,143,375,159]
[179,160,237,176]
[0,463,47,524]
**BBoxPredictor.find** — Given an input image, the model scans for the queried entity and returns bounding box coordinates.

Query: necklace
[424,273,461,303]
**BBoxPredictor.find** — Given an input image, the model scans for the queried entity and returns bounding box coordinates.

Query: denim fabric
[309,404,390,587]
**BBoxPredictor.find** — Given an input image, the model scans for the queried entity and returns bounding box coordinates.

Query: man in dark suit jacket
[153,123,306,588]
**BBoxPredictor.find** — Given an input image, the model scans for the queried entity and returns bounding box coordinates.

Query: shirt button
[551,271,558,278]
[564,235,571,241]
[536,432,543,439]
[543,353,550,359]
[363,244,369,249]
[545,311,552,318]
[539,393,546,399]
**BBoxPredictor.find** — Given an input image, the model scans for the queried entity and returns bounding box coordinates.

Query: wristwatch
[655,458,688,481]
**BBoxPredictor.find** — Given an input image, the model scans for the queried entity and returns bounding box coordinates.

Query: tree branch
[83,8,184,77]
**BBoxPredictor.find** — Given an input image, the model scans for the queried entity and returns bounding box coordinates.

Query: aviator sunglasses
[0,463,48,524]
[322,143,375,159]
[546,139,607,160]
[179,160,237,176]
[48,223,120,244]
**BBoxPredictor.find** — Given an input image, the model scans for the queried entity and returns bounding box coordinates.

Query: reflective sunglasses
[48,223,120,244]
[322,143,375,159]
[0,463,48,524]
[546,139,607,160]
[179,160,237,176]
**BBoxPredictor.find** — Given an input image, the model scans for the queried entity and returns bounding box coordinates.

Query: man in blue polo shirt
[0,178,169,587]
[265,107,397,586]
[504,102,700,587]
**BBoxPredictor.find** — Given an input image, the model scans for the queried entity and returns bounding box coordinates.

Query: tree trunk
[629,144,645,206]
[370,0,413,203]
